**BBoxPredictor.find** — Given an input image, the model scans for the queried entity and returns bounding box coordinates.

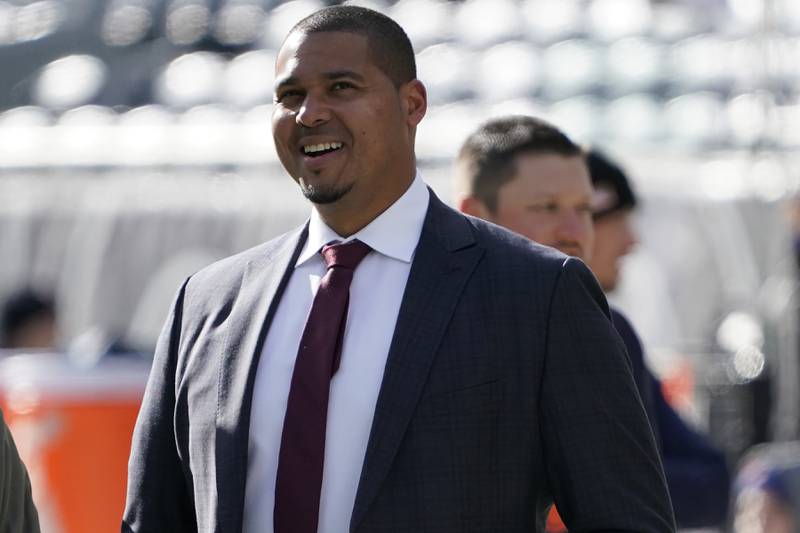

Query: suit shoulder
[462,213,569,272]
[185,224,306,294]
[455,212,606,314]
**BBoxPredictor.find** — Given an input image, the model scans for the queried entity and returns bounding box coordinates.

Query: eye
[331,81,355,91]
[275,89,303,105]
[529,202,559,213]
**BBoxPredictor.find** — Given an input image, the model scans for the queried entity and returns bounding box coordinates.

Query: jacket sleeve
[653,373,730,528]
[614,309,730,528]
[122,279,197,533]
[609,309,658,440]
[540,258,676,533]
[1,409,41,533]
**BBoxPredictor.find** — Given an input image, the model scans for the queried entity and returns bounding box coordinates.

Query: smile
[302,142,343,157]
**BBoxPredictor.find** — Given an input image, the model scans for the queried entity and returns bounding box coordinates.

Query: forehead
[508,152,592,199]
[275,31,373,82]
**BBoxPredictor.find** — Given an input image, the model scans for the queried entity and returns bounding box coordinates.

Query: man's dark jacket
[123,192,675,532]
[1,409,40,533]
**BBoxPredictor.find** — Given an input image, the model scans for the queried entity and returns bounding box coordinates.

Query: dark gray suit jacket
[123,191,675,533]
[1,409,40,533]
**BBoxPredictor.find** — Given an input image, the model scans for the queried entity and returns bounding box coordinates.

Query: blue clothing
[611,308,730,529]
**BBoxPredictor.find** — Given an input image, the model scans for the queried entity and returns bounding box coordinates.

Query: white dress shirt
[243,175,430,533]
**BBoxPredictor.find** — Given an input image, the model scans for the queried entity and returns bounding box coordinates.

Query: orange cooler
[0,354,150,533]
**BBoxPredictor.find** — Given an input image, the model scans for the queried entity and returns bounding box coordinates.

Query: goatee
[301,182,353,204]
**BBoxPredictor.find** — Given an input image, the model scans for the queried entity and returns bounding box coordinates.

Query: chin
[601,277,618,292]
[302,182,354,205]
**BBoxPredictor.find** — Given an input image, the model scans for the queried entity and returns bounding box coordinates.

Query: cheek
[592,225,612,250]
[354,101,403,148]
[594,249,614,271]
[524,212,557,237]
[595,250,620,280]
[271,130,292,161]
[497,211,554,244]
[271,114,292,147]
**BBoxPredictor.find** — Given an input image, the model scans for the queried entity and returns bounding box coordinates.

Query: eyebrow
[528,192,593,202]
[324,70,366,82]
[274,70,366,91]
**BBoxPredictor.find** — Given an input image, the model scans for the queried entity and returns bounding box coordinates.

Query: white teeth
[303,142,343,154]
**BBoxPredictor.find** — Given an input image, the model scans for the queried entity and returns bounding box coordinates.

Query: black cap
[587,149,637,219]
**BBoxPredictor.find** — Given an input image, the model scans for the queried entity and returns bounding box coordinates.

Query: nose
[556,210,591,243]
[621,216,639,251]
[296,94,330,128]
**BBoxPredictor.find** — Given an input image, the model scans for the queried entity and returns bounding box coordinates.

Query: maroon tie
[274,239,372,533]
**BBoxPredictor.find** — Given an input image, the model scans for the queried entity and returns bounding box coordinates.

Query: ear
[458,195,493,220]
[401,79,427,127]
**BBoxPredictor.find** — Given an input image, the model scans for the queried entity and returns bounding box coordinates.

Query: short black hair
[1,288,55,348]
[289,5,416,88]
[586,149,637,219]
[456,115,583,213]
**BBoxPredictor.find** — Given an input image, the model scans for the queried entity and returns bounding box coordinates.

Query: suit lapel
[350,193,484,531]
[215,224,308,533]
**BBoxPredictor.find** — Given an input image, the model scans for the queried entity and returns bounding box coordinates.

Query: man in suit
[455,115,728,530]
[123,6,674,533]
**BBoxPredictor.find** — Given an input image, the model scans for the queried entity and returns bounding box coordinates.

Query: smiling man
[123,7,674,533]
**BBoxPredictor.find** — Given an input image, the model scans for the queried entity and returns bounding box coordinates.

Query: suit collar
[297,172,430,266]
[215,224,308,533]
[216,192,481,532]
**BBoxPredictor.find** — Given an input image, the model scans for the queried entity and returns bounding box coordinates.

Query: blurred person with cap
[0,289,56,351]
[0,409,40,533]
[587,149,730,529]
[123,5,674,533]
[584,151,638,293]
[456,115,729,530]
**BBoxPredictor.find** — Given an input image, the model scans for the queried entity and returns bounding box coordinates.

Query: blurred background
[0,0,798,531]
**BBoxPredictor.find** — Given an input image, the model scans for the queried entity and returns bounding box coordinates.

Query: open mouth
[302,142,343,158]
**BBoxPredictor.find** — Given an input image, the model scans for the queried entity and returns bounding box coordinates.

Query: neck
[317,172,415,237]
[317,208,374,238]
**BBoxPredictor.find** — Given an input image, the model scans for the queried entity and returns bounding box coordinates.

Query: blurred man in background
[586,149,730,528]
[456,115,730,530]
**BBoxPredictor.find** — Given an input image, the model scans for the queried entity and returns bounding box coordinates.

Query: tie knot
[321,240,372,270]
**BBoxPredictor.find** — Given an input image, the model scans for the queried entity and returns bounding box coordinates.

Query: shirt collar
[296,171,430,266]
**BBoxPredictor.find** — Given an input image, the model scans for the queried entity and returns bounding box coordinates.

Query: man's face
[272,30,424,219]
[489,152,594,260]
[588,209,637,291]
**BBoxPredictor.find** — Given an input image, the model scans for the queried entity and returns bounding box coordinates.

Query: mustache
[296,124,342,137]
